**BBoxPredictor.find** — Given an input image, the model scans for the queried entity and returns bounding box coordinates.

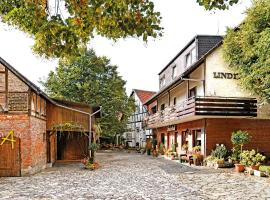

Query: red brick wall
[206,118,270,157]
[29,116,47,174]
[0,114,31,174]
[0,114,48,176]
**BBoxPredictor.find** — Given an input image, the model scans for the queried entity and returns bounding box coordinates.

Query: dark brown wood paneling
[0,137,21,177]
[46,102,90,131]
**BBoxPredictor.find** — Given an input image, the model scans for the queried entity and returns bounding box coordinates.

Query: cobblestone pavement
[0,151,270,200]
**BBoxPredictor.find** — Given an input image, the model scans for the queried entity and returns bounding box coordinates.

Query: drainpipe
[89,107,102,158]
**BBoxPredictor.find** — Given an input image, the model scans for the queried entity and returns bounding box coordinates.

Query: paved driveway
[0,151,270,200]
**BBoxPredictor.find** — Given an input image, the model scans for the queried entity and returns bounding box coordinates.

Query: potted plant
[152,149,159,157]
[231,130,250,172]
[182,143,188,153]
[193,145,201,153]
[159,143,165,155]
[240,149,266,170]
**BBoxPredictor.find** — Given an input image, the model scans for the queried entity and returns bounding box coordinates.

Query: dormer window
[172,65,177,79]
[160,75,166,87]
[185,48,197,68]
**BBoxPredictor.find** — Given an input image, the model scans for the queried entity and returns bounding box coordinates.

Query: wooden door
[0,137,21,177]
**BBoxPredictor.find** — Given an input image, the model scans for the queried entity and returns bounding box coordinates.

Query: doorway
[56,132,88,160]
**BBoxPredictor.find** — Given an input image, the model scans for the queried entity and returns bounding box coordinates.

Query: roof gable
[133,89,156,104]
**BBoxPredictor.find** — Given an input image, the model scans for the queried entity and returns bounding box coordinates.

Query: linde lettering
[213,72,238,79]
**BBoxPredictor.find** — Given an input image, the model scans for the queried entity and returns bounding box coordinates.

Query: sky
[0,0,251,95]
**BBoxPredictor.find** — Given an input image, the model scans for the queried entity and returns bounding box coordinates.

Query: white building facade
[123,89,155,148]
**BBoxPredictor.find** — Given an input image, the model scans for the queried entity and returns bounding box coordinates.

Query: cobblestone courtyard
[0,151,270,200]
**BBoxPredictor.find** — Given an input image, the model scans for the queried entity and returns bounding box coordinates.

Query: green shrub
[240,150,266,167]
[211,145,228,159]
[259,166,270,174]
[193,146,201,152]
[231,130,250,151]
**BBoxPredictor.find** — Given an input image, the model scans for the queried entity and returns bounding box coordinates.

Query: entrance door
[0,137,21,177]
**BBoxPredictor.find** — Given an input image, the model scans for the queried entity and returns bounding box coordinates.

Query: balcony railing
[145,96,257,128]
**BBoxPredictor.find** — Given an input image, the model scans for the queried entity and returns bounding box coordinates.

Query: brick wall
[0,114,31,174]
[28,116,47,175]
[206,118,270,157]
[0,114,48,176]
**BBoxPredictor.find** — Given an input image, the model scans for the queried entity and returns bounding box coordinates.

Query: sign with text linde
[213,72,239,79]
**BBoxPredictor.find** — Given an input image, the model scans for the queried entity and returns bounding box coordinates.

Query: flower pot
[251,165,260,170]
[254,170,266,177]
[235,164,245,173]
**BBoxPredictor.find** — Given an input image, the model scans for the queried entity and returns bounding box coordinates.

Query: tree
[223,0,270,103]
[41,49,135,137]
[0,0,162,58]
[196,0,240,10]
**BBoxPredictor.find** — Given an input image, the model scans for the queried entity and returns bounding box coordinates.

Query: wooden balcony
[145,96,257,128]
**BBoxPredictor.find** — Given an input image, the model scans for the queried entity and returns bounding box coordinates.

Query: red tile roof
[133,89,156,104]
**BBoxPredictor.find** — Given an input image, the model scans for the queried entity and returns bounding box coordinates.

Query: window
[189,87,197,98]
[160,75,166,87]
[172,65,177,79]
[195,130,202,146]
[151,106,157,114]
[185,48,197,67]
[160,104,165,111]
[173,97,177,105]
[185,53,191,67]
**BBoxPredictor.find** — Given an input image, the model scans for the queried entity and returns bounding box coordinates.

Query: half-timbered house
[0,57,96,176]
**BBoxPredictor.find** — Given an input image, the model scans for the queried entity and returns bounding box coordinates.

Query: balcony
[145,96,257,128]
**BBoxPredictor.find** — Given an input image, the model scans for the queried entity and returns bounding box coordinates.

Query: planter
[245,167,254,175]
[254,170,266,177]
[251,165,260,170]
[235,164,245,173]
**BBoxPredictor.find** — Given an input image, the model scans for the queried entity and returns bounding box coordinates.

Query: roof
[158,35,223,75]
[52,98,92,108]
[131,89,156,104]
[144,40,223,105]
[0,57,55,104]
[0,57,92,109]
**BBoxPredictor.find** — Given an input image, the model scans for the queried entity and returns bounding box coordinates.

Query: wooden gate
[0,137,21,177]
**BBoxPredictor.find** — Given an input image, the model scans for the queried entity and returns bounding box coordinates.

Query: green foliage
[231,130,250,148]
[182,143,188,151]
[259,165,270,174]
[52,122,84,132]
[192,145,201,152]
[41,49,135,137]
[240,149,266,166]
[223,0,270,102]
[230,146,241,162]
[159,143,164,152]
[171,143,176,152]
[0,0,162,58]
[211,144,228,159]
[196,0,239,10]
[89,143,100,151]
[152,138,157,147]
